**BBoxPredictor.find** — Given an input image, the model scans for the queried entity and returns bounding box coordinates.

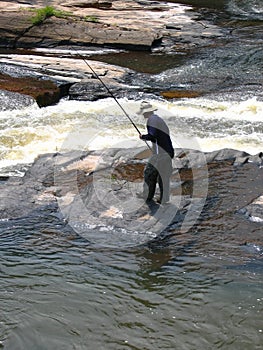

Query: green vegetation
[84,15,99,23]
[31,6,72,25]
[30,6,99,25]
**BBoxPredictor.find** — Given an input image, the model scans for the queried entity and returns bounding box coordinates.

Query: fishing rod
[76,52,142,134]
[68,45,151,150]
[52,26,151,148]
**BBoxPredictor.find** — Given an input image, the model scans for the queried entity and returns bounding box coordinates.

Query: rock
[238,195,263,224]
[34,17,159,49]
[0,89,36,111]
[0,51,173,103]
[205,149,250,163]
[0,73,62,107]
[69,77,129,100]
[0,0,224,52]
[1,147,262,223]
[63,0,113,9]
[160,90,202,99]
[67,72,154,100]
[1,146,263,247]
[0,7,160,50]
[248,152,263,167]
[0,54,136,105]
[173,148,252,169]
[0,1,227,105]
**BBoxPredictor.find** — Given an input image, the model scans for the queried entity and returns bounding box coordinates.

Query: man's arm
[140,116,158,142]
[140,126,156,142]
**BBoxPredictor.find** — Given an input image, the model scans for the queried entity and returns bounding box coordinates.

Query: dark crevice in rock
[13,24,36,49]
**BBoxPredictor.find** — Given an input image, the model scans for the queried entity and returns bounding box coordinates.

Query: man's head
[136,101,157,118]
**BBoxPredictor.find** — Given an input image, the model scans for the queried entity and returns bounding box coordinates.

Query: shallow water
[1,242,262,350]
[0,242,262,350]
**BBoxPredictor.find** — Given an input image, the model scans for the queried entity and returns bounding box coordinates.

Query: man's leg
[143,161,159,201]
[157,155,173,203]
[158,173,170,203]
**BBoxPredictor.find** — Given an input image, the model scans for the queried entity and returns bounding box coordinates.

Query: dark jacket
[141,114,174,158]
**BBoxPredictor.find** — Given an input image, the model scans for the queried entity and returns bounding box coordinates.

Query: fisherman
[137,101,174,204]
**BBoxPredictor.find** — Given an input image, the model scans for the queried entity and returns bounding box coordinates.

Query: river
[0,0,263,349]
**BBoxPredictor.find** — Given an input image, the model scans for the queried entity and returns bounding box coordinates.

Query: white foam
[0,97,262,170]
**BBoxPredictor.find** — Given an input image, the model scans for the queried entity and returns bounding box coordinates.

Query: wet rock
[0,89,36,111]
[1,147,262,227]
[160,90,202,99]
[0,54,135,105]
[0,51,172,103]
[0,73,61,107]
[0,153,58,219]
[238,195,263,224]
[69,78,129,101]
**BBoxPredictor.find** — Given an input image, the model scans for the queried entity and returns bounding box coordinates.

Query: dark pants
[143,153,173,203]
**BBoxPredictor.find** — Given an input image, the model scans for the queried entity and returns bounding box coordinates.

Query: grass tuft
[84,15,99,23]
[31,6,72,25]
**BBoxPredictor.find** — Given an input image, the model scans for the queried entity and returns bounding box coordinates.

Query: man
[137,101,174,204]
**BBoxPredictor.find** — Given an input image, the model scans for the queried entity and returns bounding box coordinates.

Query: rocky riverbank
[0,0,223,51]
[1,148,262,239]
[0,0,225,107]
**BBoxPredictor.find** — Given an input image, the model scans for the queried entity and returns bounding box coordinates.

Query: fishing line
[73,48,142,134]
[56,40,152,150]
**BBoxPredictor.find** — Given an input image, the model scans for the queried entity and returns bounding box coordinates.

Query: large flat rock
[0,0,223,51]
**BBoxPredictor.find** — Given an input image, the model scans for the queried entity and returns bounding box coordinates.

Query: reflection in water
[1,232,262,349]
